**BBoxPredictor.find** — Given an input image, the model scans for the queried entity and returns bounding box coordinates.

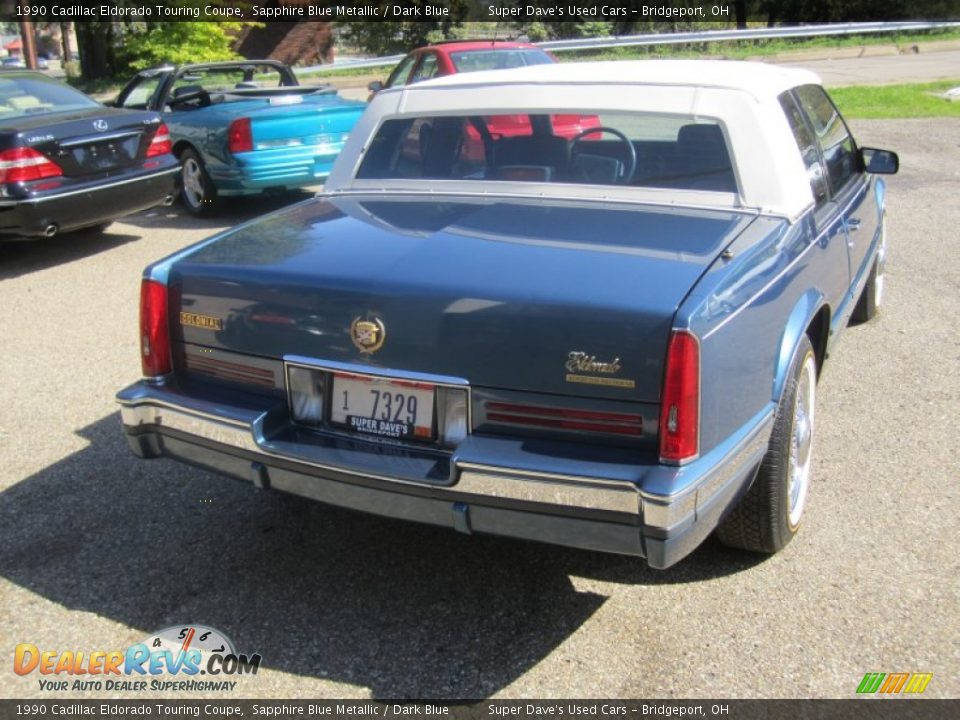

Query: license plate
[330,373,435,440]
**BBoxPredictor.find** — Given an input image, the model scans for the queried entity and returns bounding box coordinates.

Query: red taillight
[659,330,700,464]
[140,279,171,378]
[146,123,171,158]
[227,118,253,154]
[486,402,642,436]
[0,147,63,183]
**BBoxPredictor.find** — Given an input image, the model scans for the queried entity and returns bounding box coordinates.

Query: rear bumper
[0,164,179,238]
[210,144,343,195]
[116,381,772,568]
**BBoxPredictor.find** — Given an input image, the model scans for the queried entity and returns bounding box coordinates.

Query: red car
[369,40,599,144]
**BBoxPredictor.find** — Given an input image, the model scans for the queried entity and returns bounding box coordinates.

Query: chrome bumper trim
[120,399,261,453]
[118,398,640,515]
[456,467,640,515]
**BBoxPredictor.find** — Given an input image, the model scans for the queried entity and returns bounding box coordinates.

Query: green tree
[118,22,245,71]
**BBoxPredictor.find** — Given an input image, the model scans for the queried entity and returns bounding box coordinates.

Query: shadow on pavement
[0,228,140,280]
[122,191,318,232]
[0,413,761,698]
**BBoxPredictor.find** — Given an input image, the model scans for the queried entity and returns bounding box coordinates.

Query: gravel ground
[0,119,957,701]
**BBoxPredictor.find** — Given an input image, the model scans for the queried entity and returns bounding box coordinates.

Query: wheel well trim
[773,290,829,403]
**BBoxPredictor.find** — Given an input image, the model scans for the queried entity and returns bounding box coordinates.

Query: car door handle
[847,218,861,232]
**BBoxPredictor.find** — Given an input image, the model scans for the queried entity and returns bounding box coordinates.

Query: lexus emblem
[93,120,109,131]
[350,316,386,355]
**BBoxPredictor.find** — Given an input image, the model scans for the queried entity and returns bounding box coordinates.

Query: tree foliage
[118,22,245,70]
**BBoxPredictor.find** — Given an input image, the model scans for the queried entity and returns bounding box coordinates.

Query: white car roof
[416,59,822,102]
[327,60,823,221]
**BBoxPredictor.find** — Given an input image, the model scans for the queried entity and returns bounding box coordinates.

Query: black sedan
[0,71,178,240]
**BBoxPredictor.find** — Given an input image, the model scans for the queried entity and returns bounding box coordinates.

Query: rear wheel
[851,215,886,323]
[179,148,219,217]
[717,334,817,554]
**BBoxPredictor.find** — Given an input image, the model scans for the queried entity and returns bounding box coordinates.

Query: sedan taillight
[659,330,700,464]
[146,123,172,157]
[0,147,63,183]
[140,279,171,378]
[227,118,253,154]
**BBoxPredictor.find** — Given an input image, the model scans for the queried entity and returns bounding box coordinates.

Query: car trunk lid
[166,196,754,403]
[2,108,160,178]
[224,95,364,150]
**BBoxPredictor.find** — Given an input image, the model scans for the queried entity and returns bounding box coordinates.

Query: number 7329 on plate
[330,372,436,440]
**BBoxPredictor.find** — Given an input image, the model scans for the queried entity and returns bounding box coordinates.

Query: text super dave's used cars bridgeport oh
[116,60,897,568]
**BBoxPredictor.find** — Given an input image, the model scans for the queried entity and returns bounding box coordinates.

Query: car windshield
[0,75,99,118]
[449,49,554,73]
[356,111,737,193]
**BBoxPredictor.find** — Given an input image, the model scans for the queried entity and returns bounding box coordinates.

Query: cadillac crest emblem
[350,316,386,354]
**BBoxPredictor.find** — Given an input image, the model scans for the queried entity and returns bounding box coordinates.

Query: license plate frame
[330,372,436,441]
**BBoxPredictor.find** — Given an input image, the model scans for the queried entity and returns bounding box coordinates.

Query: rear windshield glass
[0,76,99,119]
[356,112,737,193]
[449,49,554,73]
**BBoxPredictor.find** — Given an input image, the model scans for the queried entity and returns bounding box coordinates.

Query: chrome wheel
[181,156,205,210]
[787,353,817,529]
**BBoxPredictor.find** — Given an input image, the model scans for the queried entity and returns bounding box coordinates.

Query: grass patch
[830,80,960,118]
[555,29,960,62]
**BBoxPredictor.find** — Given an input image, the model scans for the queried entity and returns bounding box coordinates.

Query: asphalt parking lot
[0,118,957,701]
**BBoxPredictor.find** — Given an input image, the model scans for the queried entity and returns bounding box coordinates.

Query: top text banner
[5,0,957,23]
[1,1,779,23]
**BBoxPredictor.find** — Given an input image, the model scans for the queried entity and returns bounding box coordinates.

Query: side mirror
[367,80,384,94]
[861,147,899,175]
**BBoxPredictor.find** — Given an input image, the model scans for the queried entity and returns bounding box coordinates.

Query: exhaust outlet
[162,194,175,206]
[43,224,58,238]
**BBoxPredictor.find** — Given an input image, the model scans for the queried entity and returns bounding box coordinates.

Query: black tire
[851,214,886,324]
[716,334,817,554]
[179,148,219,217]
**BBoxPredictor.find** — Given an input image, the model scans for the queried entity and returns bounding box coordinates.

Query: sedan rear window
[356,112,737,193]
[0,76,99,119]
[449,49,554,73]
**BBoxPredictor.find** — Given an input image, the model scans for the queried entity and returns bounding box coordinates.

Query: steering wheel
[569,126,636,184]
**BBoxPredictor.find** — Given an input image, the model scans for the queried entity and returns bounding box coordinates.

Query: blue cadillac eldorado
[113,60,365,216]
[116,60,898,568]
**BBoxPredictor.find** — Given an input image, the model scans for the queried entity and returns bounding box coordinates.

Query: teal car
[114,60,365,216]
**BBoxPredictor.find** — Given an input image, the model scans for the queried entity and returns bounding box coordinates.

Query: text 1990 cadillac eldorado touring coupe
[116,61,898,568]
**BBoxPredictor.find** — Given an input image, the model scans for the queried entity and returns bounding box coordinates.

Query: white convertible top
[326,60,823,221]
[420,59,821,101]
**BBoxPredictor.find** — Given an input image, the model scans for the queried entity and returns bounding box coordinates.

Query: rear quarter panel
[679,211,836,455]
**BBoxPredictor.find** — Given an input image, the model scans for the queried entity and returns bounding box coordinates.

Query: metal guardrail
[538,20,960,51]
[296,20,960,75]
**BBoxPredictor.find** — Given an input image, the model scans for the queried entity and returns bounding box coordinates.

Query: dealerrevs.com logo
[14,625,261,692]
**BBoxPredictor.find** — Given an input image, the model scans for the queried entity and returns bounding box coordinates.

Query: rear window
[0,76,98,119]
[356,112,737,193]
[449,49,554,73]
